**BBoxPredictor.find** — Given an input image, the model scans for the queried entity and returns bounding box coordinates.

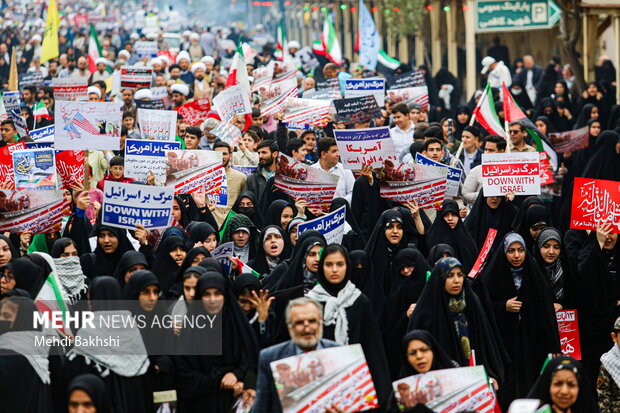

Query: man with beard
[170,83,190,109]
[246,140,279,201]
[120,88,136,117]
[252,298,339,413]
[213,141,248,226]
[191,62,212,100]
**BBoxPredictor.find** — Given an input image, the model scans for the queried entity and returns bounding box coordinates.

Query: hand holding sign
[596,220,614,250]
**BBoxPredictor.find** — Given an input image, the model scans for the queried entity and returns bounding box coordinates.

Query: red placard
[556,310,582,360]
[539,152,555,186]
[174,99,212,126]
[56,150,85,189]
[570,177,620,234]
[467,228,498,278]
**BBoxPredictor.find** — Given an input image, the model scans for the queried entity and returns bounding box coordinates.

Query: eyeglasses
[509,129,521,135]
[0,274,15,282]
[407,346,432,356]
[289,318,320,328]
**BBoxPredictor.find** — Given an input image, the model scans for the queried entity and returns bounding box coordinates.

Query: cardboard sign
[12,149,58,190]
[19,71,45,89]
[174,98,212,126]
[548,127,589,154]
[467,228,498,278]
[282,98,331,127]
[2,91,29,137]
[481,152,541,196]
[258,71,298,117]
[124,139,181,182]
[55,101,121,150]
[333,95,381,124]
[135,99,166,110]
[134,41,159,58]
[0,142,26,189]
[393,366,498,412]
[386,86,429,110]
[55,150,85,189]
[379,162,447,209]
[270,344,379,413]
[557,310,582,360]
[415,153,463,197]
[209,122,242,146]
[29,125,55,142]
[334,127,397,169]
[164,150,223,194]
[137,108,177,141]
[0,189,70,233]
[386,70,427,90]
[120,66,153,89]
[344,78,385,107]
[102,181,174,229]
[212,85,252,122]
[52,77,89,101]
[298,205,346,245]
[570,177,620,234]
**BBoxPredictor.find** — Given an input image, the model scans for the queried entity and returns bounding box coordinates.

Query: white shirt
[390,121,415,155]
[488,61,512,89]
[311,161,355,204]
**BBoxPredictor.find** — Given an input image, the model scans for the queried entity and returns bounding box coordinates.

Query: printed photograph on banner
[251,62,275,93]
[570,177,620,234]
[276,153,339,185]
[124,139,181,182]
[258,71,299,117]
[281,98,331,127]
[270,344,379,413]
[481,152,541,196]
[548,127,590,154]
[54,101,121,150]
[386,86,429,110]
[334,127,397,169]
[12,148,58,190]
[137,108,177,140]
[102,181,174,229]
[379,162,448,209]
[0,189,70,234]
[164,150,223,194]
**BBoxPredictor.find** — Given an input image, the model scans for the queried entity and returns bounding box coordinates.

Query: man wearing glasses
[508,121,536,153]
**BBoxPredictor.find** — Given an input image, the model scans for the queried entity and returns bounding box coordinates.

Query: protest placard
[134,41,159,58]
[415,153,463,197]
[209,122,242,146]
[251,62,275,93]
[175,98,213,126]
[334,127,397,169]
[281,98,331,127]
[557,310,582,360]
[570,177,620,234]
[102,181,174,229]
[124,139,180,182]
[54,101,121,150]
[379,162,447,209]
[0,142,26,189]
[393,366,498,412]
[386,70,427,90]
[135,99,166,110]
[212,85,252,122]
[386,86,429,110]
[206,170,228,207]
[467,228,498,278]
[316,77,340,92]
[259,71,299,117]
[539,152,555,186]
[231,165,256,176]
[270,344,379,413]
[0,189,71,233]
[333,95,381,124]
[548,127,589,154]
[29,125,55,142]
[3,91,29,137]
[344,78,386,106]
[481,152,541,196]
[298,205,346,245]
[19,71,45,89]
[12,148,58,190]
[55,150,85,189]
[164,150,223,194]
[303,88,342,101]
[137,108,177,141]
[120,66,153,89]
[25,142,54,150]
[52,77,89,101]
[150,86,169,100]
[284,122,310,130]
[297,47,320,73]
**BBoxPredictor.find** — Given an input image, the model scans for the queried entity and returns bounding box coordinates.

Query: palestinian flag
[473,83,505,137]
[322,12,343,64]
[33,101,52,121]
[377,50,400,71]
[276,18,288,61]
[87,24,102,73]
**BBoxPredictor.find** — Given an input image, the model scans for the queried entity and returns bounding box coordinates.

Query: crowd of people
[1,1,620,413]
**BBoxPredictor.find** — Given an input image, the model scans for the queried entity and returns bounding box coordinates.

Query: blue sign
[29,125,55,142]
[298,205,346,245]
[415,153,463,197]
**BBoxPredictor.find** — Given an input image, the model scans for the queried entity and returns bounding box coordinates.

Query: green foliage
[382,0,427,36]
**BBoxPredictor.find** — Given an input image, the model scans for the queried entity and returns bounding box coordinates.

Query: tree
[556,0,586,92]
[382,0,427,37]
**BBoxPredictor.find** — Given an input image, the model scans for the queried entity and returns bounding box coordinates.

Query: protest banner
[570,177,620,234]
[120,66,153,89]
[282,98,331,127]
[0,142,26,189]
[231,165,256,176]
[258,71,299,117]
[2,91,29,137]
[415,153,463,197]
[135,99,166,110]
[0,190,71,233]
[386,86,429,110]
[55,150,85,189]
[164,150,223,194]
[481,152,541,196]
[29,125,55,142]
[134,41,159,58]
[557,310,582,360]
[316,77,341,93]
[52,77,89,101]
[334,127,397,169]
[393,366,498,413]
[386,70,426,90]
[303,88,342,101]
[379,162,447,209]
[124,139,180,182]
[175,98,213,126]
[467,228,498,278]
[12,148,58,190]
[251,62,275,93]
[298,205,346,245]
[548,127,589,154]
[209,122,242,146]
[102,181,174,229]
[344,78,386,107]
[25,142,54,149]
[19,71,45,89]
[55,101,121,150]
[270,344,379,413]
[212,85,252,122]
[150,86,169,100]
[137,108,177,141]
[333,95,381,125]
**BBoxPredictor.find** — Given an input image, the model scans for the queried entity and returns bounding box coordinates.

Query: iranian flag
[33,101,52,121]
[472,83,504,137]
[322,13,343,64]
[87,24,102,73]
[276,18,288,61]
[230,256,262,278]
[501,83,558,170]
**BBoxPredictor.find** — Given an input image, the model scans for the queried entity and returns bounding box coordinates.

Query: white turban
[31,34,42,42]
[287,40,300,50]
[146,32,157,40]
[134,88,152,100]
[118,50,131,60]
[149,57,162,66]
[190,33,200,41]
[87,86,101,98]
[191,62,206,74]
[201,56,215,65]
[176,51,190,64]
[170,83,190,96]
[130,33,139,40]
[95,57,107,66]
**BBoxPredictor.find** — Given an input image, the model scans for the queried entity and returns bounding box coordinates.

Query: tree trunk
[558,0,586,92]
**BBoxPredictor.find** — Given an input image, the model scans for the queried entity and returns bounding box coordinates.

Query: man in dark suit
[251,297,342,413]
[515,55,543,105]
